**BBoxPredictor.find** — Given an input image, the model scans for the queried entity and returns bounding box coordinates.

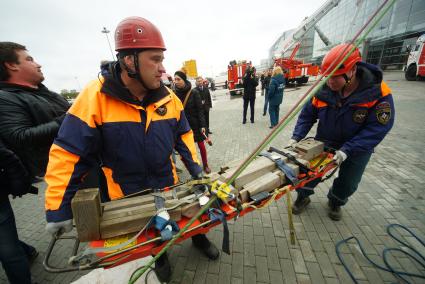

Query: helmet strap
[121,51,153,91]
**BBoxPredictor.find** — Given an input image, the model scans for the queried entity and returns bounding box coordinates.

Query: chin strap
[121,51,154,91]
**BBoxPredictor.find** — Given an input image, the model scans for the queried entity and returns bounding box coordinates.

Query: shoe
[263,113,266,116]
[269,126,274,129]
[27,249,39,265]
[154,253,172,283]
[251,120,254,123]
[292,196,311,215]
[192,234,219,260]
[208,130,213,134]
[328,200,342,221]
[242,120,246,124]
[203,166,211,174]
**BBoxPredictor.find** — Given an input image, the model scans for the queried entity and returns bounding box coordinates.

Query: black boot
[292,195,311,215]
[328,200,342,221]
[154,253,172,283]
[192,234,219,260]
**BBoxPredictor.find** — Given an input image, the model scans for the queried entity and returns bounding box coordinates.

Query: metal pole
[101,27,115,60]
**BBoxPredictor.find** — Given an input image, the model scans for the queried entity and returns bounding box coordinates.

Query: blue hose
[335,223,425,283]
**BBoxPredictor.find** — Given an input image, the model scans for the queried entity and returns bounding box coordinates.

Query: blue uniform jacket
[292,62,395,157]
[268,74,285,105]
[45,63,202,222]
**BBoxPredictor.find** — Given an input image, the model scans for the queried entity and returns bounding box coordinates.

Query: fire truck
[227,60,251,96]
[273,0,341,85]
[274,43,320,85]
[405,33,425,81]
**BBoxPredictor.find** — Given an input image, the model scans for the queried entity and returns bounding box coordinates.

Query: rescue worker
[242,65,259,124]
[288,44,395,220]
[267,66,285,128]
[0,41,69,283]
[43,17,219,282]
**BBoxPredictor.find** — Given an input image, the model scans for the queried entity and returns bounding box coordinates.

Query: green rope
[127,1,397,282]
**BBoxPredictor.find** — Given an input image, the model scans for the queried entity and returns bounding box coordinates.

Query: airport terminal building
[269,0,425,70]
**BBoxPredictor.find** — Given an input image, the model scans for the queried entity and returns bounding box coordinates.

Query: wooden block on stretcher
[294,140,324,161]
[244,172,284,198]
[238,171,283,203]
[100,200,181,239]
[219,156,277,190]
[72,188,102,242]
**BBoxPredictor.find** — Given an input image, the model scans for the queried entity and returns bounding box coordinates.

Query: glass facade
[270,0,425,70]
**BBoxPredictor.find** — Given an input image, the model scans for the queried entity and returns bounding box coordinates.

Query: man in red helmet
[287,44,395,221]
[44,17,219,282]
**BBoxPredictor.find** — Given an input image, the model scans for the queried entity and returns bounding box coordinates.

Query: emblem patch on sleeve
[352,109,368,123]
[155,105,167,116]
[375,101,391,125]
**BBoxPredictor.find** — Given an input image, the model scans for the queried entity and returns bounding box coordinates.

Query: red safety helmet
[321,44,361,76]
[114,17,166,51]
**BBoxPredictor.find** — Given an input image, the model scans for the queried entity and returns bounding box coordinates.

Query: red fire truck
[227,60,251,96]
[274,43,320,85]
[273,0,341,85]
[405,33,425,81]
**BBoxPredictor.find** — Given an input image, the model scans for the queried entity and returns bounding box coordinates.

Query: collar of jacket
[315,62,383,107]
[0,82,49,93]
[100,62,170,108]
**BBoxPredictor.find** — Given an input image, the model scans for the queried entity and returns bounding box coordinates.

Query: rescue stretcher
[43,139,338,273]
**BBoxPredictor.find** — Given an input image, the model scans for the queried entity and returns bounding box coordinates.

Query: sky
[2,0,320,92]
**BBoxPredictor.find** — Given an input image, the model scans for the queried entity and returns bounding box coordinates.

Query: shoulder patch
[375,102,391,125]
[155,105,167,116]
[353,109,368,123]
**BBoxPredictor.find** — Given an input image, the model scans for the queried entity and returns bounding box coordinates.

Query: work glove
[46,219,73,235]
[286,138,298,148]
[333,150,347,166]
[154,210,179,241]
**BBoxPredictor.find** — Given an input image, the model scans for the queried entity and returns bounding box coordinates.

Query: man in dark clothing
[0,41,69,283]
[0,139,36,284]
[242,66,259,124]
[195,76,213,134]
[260,72,265,96]
[263,70,272,116]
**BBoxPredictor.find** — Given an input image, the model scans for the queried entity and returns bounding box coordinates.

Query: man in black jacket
[195,76,213,134]
[0,42,69,283]
[242,66,259,124]
[0,42,69,178]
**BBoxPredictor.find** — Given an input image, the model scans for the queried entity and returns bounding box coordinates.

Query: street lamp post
[101,27,115,60]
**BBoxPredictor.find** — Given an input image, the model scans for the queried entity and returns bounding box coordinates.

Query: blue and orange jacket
[45,64,202,222]
[292,62,395,156]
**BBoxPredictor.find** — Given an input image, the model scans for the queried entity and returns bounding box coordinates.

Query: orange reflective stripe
[354,82,392,108]
[68,79,142,127]
[45,144,80,210]
[354,101,377,108]
[102,167,125,200]
[170,155,179,184]
[381,81,391,97]
[146,94,179,131]
[180,130,200,165]
[312,97,328,108]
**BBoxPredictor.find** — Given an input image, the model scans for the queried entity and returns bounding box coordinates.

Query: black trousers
[243,97,255,123]
[204,109,210,132]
